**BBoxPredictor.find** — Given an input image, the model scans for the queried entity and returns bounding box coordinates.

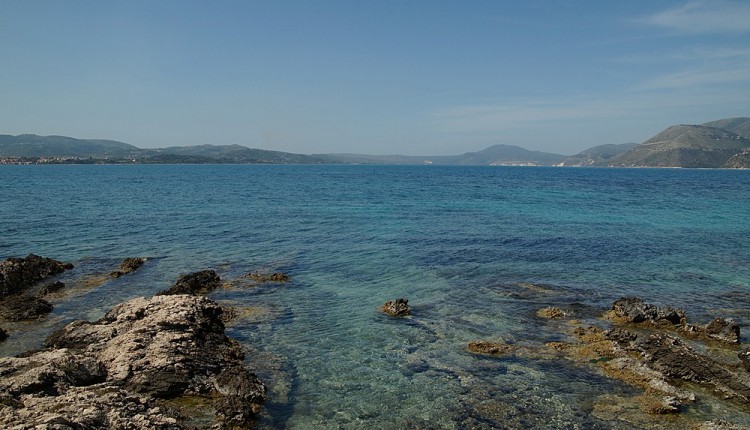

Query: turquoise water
[2,165,750,428]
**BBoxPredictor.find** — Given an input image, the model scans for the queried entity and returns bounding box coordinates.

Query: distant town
[0,156,139,165]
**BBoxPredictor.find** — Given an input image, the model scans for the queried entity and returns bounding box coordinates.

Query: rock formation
[1,294,266,429]
[245,272,290,283]
[0,254,73,298]
[0,254,74,324]
[379,298,411,317]
[536,306,566,319]
[157,269,222,296]
[548,297,750,421]
[109,257,147,278]
[467,341,515,356]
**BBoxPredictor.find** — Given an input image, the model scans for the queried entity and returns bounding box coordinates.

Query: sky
[1,1,749,156]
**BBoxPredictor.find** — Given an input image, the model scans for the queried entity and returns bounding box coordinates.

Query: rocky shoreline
[0,255,268,429]
[463,296,750,428]
[2,254,750,428]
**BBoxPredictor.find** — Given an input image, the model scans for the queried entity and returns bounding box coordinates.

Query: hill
[0,134,140,158]
[146,144,330,164]
[558,143,638,167]
[431,144,563,166]
[702,117,750,139]
[609,123,750,168]
[0,135,331,164]
[320,144,564,166]
[3,117,750,167]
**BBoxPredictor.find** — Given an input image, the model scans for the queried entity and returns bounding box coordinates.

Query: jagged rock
[617,332,750,402]
[4,386,182,429]
[1,295,266,428]
[610,298,741,345]
[536,307,566,319]
[157,270,221,296]
[610,297,685,326]
[704,318,741,344]
[40,280,66,295]
[0,254,73,298]
[467,341,515,356]
[0,295,53,321]
[696,419,750,429]
[379,298,410,317]
[245,272,290,282]
[110,257,147,278]
[739,348,750,372]
[604,327,638,345]
[637,395,681,414]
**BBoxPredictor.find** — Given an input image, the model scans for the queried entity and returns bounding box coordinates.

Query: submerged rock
[379,298,411,317]
[110,257,147,278]
[245,272,290,283]
[0,326,7,342]
[157,269,222,296]
[536,306,566,319]
[0,254,73,298]
[1,294,266,428]
[0,295,54,321]
[467,341,515,356]
[637,394,681,414]
[40,280,66,295]
[563,311,750,409]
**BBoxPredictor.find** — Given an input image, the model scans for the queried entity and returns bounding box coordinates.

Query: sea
[1,164,750,429]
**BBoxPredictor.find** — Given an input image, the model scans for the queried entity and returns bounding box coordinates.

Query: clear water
[2,165,750,428]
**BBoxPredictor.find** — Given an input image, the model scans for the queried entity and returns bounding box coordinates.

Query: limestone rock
[739,348,750,372]
[0,254,73,298]
[0,295,266,428]
[704,317,741,344]
[467,341,515,356]
[157,270,222,296]
[245,272,290,282]
[610,297,685,326]
[536,307,566,319]
[379,298,410,317]
[0,295,53,321]
[40,280,66,295]
[110,257,147,278]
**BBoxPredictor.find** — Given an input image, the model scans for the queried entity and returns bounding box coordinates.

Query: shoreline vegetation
[2,254,750,428]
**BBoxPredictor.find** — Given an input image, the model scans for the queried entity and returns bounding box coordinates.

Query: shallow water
[2,165,750,428]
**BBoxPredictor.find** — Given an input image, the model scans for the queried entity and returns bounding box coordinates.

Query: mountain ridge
[2,116,749,167]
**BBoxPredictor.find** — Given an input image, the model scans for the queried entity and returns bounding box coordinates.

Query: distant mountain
[147,144,330,164]
[4,118,750,168]
[558,143,639,167]
[314,153,426,165]
[0,135,330,164]
[431,144,564,166]
[319,144,564,166]
[608,121,750,168]
[0,134,139,158]
[702,117,750,138]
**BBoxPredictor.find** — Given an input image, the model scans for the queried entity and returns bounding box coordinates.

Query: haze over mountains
[2,117,749,168]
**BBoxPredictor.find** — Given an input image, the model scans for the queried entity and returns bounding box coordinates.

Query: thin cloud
[640,0,750,34]
[612,47,750,64]
[430,90,750,134]
[636,62,750,90]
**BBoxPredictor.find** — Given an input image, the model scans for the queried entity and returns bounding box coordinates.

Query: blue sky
[1,1,749,155]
